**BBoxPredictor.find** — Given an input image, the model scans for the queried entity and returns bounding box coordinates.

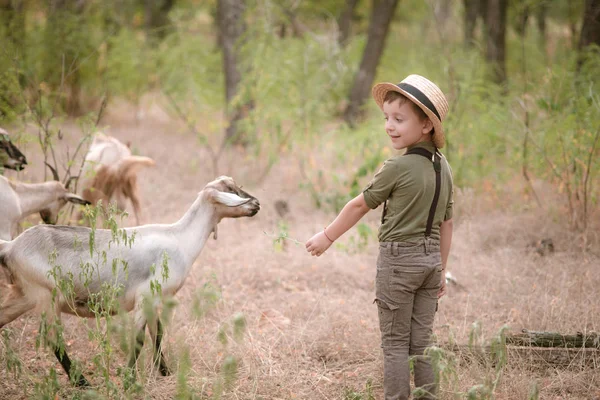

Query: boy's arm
[305,193,371,256]
[438,218,453,298]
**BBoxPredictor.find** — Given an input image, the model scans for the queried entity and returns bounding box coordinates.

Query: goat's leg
[0,286,35,328]
[1,291,89,386]
[128,322,147,369]
[148,318,170,376]
[54,348,90,387]
[128,301,147,371]
[123,304,147,390]
[129,190,142,226]
[40,300,90,387]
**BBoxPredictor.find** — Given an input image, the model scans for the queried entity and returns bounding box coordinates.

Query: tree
[513,1,548,54]
[338,0,360,47]
[482,0,508,85]
[0,0,26,104]
[536,1,548,47]
[463,0,484,47]
[217,0,250,145]
[45,0,87,116]
[344,0,399,127]
[514,3,529,38]
[579,0,600,52]
[0,0,25,51]
[144,0,175,40]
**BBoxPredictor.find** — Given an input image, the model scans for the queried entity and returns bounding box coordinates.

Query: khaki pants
[375,240,442,400]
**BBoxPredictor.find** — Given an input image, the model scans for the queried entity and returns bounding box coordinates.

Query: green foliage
[192,278,222,320]
[231,0,357,167]
[1,329,23,380]
[271,220,290,251]
[425,345,458,394]
[528,380,540,400]
[34,367,61,400]
[1,2,599,394]
[175,346,196,399]
[343,379,376,400]
[428,323,511,399]
[105,29,156,104]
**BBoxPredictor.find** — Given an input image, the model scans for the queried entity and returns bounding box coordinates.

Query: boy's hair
[384,91,428,122]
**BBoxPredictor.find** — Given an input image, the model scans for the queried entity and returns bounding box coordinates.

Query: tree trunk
[536,2,547,41]
[218,0,248,145]
[344,0,399,127]
[338,0,360,47]
[0,0,25,51]
[579,0,600,51]
[0,0,26,91]
[536,2,548,60]
[47,0,86,116]
[515,5,529,38]
[144,0,175,40]
[483,0,508,85]
[433,0,453,34]
[463,0,480,46]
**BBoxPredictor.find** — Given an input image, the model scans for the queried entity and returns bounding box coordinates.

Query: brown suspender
[380,148,442,238]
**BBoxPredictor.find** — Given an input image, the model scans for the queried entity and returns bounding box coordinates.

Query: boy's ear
[422,119,434,135]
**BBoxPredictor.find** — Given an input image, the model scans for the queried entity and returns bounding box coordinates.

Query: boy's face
[383,99,433,150]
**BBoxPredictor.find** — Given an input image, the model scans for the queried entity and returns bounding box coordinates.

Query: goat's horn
[65,175,79,190]
[45,162,60,181]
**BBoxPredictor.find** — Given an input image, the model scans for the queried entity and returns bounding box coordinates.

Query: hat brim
[372,82,445,148]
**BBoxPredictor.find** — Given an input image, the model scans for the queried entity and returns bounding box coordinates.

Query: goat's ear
[64,193,91,205]
[211,190,251,207]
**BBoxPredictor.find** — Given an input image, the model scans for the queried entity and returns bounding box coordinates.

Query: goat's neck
[172,193,217,267]
[14,181,63,218]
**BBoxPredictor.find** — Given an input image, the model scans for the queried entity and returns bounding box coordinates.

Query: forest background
[0,0,599,399]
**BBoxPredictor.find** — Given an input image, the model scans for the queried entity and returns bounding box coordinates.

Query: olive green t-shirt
[362,141,454,242]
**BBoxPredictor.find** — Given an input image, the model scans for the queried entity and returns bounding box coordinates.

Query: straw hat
[372,74,449,148]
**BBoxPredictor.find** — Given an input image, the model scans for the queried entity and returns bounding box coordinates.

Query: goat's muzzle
[40,209,55,224]
[247,198,260,217]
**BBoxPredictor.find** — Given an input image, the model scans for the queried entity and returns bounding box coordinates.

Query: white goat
[0,175,89,241]
[79,132,155,225]
[0,176,260,386]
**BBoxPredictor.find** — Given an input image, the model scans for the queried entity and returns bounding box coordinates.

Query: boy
[306,74,454,400]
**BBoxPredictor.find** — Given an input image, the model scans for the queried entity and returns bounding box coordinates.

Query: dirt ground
[1,101,599,399]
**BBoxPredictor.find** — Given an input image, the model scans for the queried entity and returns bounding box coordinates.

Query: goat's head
[0,129,28,171]
[39,164,91,224]
[203,176,260,219]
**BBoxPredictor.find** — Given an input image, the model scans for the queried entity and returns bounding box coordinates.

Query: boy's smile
[382,100,432,150]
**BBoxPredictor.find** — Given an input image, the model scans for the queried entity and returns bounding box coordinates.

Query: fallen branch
[506,330,600,349]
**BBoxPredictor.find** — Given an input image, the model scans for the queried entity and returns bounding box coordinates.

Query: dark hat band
[397,82,441,121]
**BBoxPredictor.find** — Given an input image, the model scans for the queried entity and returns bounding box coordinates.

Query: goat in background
[0,127,27,173]
[0,172,89,241]
[79,132,155,225]
[0,176,260,387]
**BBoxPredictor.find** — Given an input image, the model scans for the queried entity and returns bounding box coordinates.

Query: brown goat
[79,133,155,225]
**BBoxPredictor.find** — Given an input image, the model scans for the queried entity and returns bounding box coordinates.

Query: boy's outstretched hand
[305,231,333,257]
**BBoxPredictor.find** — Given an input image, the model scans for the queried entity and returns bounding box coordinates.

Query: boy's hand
[305,232,333,257]
[438,270,447,298]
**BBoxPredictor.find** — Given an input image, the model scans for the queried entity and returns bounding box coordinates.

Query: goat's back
[84,133,132,172]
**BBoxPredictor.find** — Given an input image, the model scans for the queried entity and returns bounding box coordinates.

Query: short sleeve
[362,159,398,209]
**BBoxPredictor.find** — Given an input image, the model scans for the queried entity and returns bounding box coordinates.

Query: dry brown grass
[1,104,599,399]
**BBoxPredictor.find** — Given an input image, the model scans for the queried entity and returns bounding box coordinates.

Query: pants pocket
[376,299,394,343]
[389,268,425,304]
